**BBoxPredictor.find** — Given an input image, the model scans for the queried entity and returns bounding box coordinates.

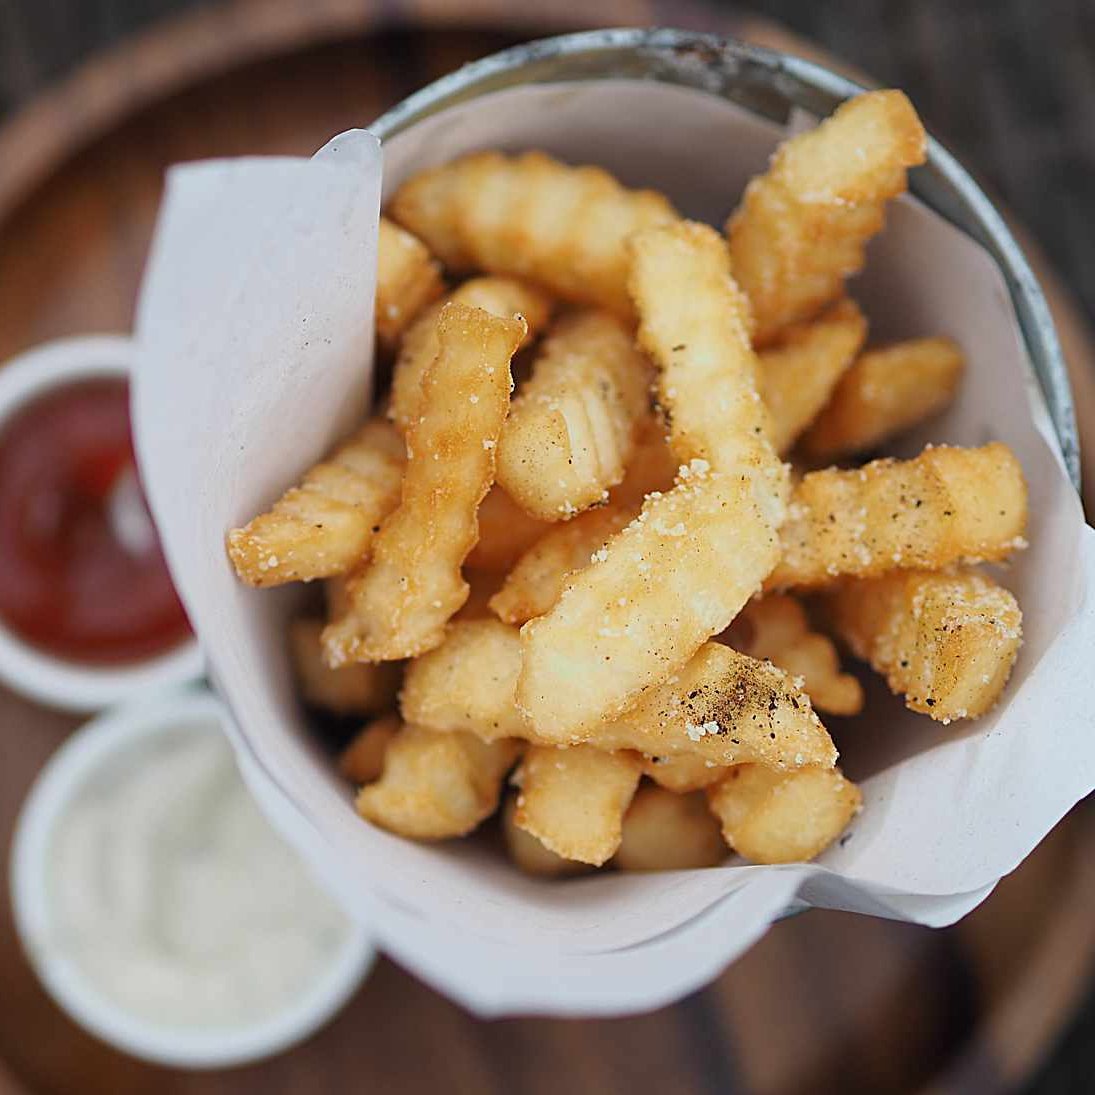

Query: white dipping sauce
[46,725,353,1030]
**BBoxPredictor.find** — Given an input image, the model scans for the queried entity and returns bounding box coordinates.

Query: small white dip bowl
[9,687,375,1069]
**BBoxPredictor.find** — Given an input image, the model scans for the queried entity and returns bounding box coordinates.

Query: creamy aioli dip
[46,725,352,1030]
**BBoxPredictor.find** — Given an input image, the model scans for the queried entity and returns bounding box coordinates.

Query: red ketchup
[0,378,191,665]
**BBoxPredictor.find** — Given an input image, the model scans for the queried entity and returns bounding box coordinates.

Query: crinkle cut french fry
[324,304,525,663]
[517,470,781,735]
[339,713,400,785]
[489,503,638,625]
[402,621,838,771]
[707,764,861,864]
[496,311,653,520]
[375,217,445,350]
[389,276,554,433]
[757,299,868,455]
[629,221,788,527]
[598,641,837,769]
[226,418,405,587]
[464,486,551,572]
[767,443,1028,591]
[514,745,641,865]
[390,150,679,316]
[826,568,1022,722]
[641,753,727,793]
[400,618,530,742]
[501,795,589,877]
[801,337,965,461]
[290,618,402,717]
[355,722,520,840]
[726,595,863,716]
[614,785,727,871]
[727,89,927,345]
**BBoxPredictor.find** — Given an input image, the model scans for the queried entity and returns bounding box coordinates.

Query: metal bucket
[372,26,1080,490]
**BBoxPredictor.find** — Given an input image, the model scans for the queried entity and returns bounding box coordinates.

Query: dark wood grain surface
[0,4,1093,1094]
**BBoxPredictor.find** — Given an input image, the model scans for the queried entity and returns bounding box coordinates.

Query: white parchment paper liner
[134,82,1095,1016]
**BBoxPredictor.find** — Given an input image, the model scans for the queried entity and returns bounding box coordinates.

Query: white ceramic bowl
[9,687,375,1069]
[0,335,204,711]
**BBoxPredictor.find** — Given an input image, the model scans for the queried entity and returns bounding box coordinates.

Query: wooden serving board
[2,3,1094,1093]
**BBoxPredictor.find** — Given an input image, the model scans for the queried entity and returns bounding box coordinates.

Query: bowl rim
[370,25,1080,492]
[0,334,205,711]
[8,686,375,1069]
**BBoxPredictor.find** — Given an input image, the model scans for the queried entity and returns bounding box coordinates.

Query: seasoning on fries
[227,86,1031,876]
[825,568,1022,722]
[726,595,864,716]
[767,443,1027,591]
[402,622,838,771]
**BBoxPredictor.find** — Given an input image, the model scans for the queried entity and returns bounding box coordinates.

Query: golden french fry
[758,299,868,454]
[517,470,781,734]
[514,745,641,865]
[707,764,861,863]
[489,503,637,625]
[767,443,1028,591]
[501,795,590,877]
[389,276,554,433]
[641,754,728,794]
[464,485,551,572]
[375,217,445,350]
[290,618,402,716]
[324,304,525,663]
[629,220,788,526]
[826,568,1022,722]
[390,150,679,316]
[339,713,400,784]
[727,595,863,716]
[226,418,404,587]
[497,311,653,520]
[403,621,838,770]
[355,721,519,840]
[614,785,727,870]
[802,337,965,461]
[591,641,837,769]
[727,89,927,345]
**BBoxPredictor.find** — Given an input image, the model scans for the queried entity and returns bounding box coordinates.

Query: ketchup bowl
[0,335,203,710]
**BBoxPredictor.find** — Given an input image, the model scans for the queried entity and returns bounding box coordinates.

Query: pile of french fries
[227,90,1027,875]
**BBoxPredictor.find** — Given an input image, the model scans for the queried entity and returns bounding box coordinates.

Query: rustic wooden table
[0,3,1093,1093]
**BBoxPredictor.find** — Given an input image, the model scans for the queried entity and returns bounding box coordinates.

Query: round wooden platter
[2,3,1095,1094]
